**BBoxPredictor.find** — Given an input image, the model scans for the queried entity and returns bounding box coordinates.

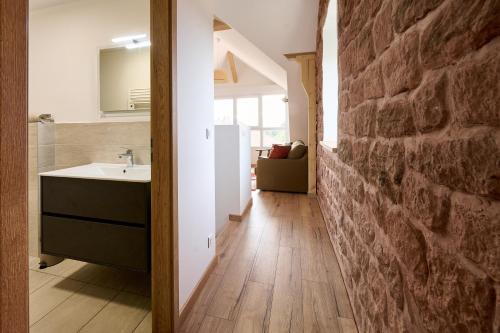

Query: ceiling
[214,0,319,67]
[30,0,87,10]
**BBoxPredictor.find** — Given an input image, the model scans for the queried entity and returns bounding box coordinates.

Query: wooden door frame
[0,0,29,332]
[151,0,178,331]
[0,0,177,331]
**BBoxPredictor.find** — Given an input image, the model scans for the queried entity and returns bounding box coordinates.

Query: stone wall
[316,0,500,332]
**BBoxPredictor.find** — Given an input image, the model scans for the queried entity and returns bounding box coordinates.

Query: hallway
[181,191,357,333]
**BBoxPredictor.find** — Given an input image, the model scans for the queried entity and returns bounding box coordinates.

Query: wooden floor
[28,256,151,332]
[180,191,357,333]
[28,191,356,332]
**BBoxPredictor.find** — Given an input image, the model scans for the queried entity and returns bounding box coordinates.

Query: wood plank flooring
[180,191,357,333]
[28,191,356,332]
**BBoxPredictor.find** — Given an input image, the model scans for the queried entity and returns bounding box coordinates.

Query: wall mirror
[99,46,151,113]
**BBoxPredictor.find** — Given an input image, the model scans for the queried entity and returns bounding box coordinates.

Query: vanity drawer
[41,176,150,225]
[42,215,149,272]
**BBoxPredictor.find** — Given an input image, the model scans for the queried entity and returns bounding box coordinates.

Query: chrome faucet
[118,148,135,167]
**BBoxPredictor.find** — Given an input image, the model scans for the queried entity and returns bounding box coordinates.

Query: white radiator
[128,88,151,111]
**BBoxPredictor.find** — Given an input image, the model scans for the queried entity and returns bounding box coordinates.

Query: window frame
[321,0,339,149]
[214,93,290,148]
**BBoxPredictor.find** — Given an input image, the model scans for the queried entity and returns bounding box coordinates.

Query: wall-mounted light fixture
[112,34,151,49]
[112,34,147,44]
[126,41,151,49]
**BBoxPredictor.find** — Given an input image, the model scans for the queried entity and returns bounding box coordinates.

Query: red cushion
[269,144,291,159]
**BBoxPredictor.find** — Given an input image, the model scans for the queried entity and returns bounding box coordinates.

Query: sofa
[256,141,308,193]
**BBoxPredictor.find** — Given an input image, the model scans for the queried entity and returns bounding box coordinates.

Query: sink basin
[39,163,151,182]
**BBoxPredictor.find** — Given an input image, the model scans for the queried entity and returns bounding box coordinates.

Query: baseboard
[228,197,253,222]
[178,255,219,325]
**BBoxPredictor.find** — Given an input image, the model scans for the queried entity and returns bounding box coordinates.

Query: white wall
[29,0,150,123]
[286,62,309,143]
[215,126,240,234]
[214,125,251,234]
[176,0,216,309]
[238,127,251,213]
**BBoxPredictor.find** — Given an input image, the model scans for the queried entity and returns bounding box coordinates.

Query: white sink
[39,163,151,183]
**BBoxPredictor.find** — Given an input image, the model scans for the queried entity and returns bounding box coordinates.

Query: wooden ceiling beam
[214,18,231,32]
[284,51,316,60]
[214,69,228,84]
[226,52,238,83]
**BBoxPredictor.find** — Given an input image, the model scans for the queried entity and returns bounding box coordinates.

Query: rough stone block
[352,175,366,204]
[352,101,377,138]
[354,207,374,245]
[367,263,388,331]
[412,71,448,133]
[393,0,443,33]
[363,61,385,100]
[340,91,350,112]
[338,138,353,165]
[385,207,429,283]
[402,171,451,231]
[414,248,496,332]
[338,0,356,29]
[352,139,371,179]
[421,0,500,69]
[372,0,393,55]
[377,98,416,138]
[349,63,384,108]
[341,0,382,50]
[366,188,388,228]
[369,140,405,203]
[386,258,404,310]
[349,75,365,108]
[451,40,500,127]
[354,33,374,75]
[407,130,500,198]
[382,31,422,96]
[339,112,354,136]
[448,193,500,280]
[340,23,375,78]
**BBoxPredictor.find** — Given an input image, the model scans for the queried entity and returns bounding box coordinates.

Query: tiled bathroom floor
[28,256,151,333]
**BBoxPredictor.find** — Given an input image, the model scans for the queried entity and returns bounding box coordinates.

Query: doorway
[0,0,176,331]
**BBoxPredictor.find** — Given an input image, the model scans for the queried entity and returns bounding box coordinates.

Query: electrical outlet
[208,234,215,249]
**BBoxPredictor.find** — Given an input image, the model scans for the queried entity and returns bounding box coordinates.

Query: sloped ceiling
[215,30,288,89]
[214,0,319,67]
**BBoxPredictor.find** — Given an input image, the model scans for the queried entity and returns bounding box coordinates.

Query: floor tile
[30,277,85,326]
[30,284,118,332]
[79,292,150,333]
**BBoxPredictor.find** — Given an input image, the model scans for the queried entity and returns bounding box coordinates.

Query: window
[262,95,286,127]
[236,97,259,127]
[250,130,261,147]
[263,129,287,147]
[214,94,289,148]
[322,0,338,148]
[214,99,234,125]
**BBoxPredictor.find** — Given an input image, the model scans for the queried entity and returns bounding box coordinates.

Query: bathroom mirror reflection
[99,46,151,113]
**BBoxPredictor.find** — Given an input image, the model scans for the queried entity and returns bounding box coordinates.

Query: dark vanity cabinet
[41,176,151,272]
